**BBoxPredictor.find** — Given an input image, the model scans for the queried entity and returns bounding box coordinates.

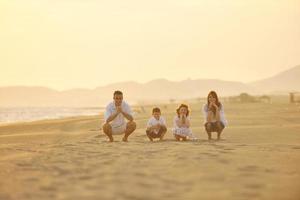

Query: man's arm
[106,111,120,123]
[121,111,133,121]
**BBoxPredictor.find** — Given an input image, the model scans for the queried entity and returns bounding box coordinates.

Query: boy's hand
[155,124,160,129]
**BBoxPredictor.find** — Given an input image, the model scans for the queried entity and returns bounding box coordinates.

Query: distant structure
[239,93,256,103]
[259,95,271,103]
[229,93,271,103]
[290,92,300,103]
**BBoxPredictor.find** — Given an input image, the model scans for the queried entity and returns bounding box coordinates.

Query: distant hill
[250,65,300,93]
[0,65,299,107]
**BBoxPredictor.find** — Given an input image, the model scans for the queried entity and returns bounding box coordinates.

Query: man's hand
[116,106,123,113]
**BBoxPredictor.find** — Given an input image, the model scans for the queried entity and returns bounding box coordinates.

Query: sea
[0,107,104,124]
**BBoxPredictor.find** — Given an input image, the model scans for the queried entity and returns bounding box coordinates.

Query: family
[102,90,227,142]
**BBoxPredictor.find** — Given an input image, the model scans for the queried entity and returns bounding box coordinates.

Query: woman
[203,91,227,140]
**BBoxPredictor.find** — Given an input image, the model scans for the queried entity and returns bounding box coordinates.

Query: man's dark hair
[152,107,161,113]
[113,90,123,96]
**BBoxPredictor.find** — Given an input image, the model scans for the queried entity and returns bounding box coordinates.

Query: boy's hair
[152,107,161,113]
[113,90,123,96]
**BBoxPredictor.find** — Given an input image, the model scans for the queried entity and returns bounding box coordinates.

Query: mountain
[0,65,299,107]
[250,65,300,93]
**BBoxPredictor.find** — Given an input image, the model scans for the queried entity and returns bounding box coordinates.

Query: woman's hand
[212,102,218,109]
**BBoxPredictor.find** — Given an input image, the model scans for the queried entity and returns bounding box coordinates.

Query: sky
[1,0,300,90]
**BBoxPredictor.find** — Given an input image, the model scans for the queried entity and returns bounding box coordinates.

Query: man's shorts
[112,123,127,135]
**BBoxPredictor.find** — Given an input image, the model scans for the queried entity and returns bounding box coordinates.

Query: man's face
[113,94,123,106]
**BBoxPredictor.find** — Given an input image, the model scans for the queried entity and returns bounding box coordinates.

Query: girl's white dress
[172,116,193,137]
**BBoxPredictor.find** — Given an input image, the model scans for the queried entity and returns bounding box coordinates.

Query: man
[102,91,136,142]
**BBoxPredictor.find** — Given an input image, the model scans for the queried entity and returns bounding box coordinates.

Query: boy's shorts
[147,131,163,138]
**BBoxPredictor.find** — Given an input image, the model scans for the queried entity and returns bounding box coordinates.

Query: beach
[0,101,300,200]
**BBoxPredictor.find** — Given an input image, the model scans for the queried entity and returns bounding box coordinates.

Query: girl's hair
[207,91,221,114]
[176,104,190,117]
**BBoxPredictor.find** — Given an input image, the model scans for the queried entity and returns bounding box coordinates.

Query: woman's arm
[214,104,221,121]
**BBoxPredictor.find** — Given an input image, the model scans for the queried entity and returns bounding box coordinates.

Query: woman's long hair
[207,91,221,114]
[176,104,190,117]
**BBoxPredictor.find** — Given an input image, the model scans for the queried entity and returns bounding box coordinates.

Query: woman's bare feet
[122,136,128,142]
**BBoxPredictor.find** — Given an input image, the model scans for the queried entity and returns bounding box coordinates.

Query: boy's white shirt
[104,101,132,128]
[147,116,166,128]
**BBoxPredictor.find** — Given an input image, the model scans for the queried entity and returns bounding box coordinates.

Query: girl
[203,91,227,140]
[172,104,193,141]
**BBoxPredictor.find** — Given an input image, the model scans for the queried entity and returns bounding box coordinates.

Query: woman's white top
[202,103,228,126]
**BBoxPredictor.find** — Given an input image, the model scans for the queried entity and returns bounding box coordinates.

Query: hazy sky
[1,0,300,90]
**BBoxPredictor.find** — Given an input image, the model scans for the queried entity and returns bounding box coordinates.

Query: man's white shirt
[104,101,132,128]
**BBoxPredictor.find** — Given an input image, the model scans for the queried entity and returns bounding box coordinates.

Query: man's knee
[127,121,136,130]
[102,123,112,133]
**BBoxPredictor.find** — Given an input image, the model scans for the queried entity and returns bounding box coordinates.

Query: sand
[0,102,300,200]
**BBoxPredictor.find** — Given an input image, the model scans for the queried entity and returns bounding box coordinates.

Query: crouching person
[102,90,136,142]
[146,107,167,141]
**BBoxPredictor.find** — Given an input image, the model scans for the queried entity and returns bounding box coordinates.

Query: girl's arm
[179,115,190,128]
[185,116,190,128]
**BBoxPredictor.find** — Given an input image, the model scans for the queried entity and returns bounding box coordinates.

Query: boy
[146,107,167,141]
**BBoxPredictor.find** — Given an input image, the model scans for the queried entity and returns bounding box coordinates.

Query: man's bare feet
[108,136,114,142]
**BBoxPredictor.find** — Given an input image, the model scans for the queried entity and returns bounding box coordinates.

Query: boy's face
[153,111,161,120]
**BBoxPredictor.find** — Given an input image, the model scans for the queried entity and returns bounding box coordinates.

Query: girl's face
[208,94,216,103]
[179,107,188,115]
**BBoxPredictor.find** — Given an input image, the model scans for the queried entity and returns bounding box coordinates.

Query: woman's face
[208,94,216,103]
[179,106,188,115]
